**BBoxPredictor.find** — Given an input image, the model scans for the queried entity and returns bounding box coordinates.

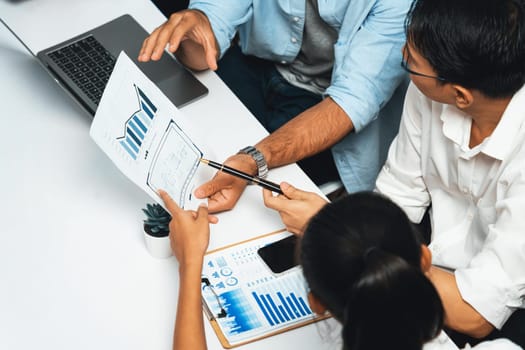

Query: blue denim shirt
[189,0,412,192]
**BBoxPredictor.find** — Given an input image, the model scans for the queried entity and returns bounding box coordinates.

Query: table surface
[0,1,341,349]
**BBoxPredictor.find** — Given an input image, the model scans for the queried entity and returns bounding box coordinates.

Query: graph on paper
[146,121,202,206]
[201,232,320,346]
[117,85,157,160]
[90,52,209,210]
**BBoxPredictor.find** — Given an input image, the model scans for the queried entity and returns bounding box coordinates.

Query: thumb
[196,203,209,222]
[194,176,233,198]
[280,182,309,200]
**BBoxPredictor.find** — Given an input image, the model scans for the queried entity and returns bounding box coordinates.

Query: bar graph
[118,85,157,160]
[252,290,312,326]
[200,232,325,347]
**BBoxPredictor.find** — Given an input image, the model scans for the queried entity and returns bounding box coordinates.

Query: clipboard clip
[201,277,227,319]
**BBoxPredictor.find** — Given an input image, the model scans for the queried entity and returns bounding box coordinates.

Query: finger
[138,28,161,61]
[201,33,218,70]
[262,187,289,211]
[208,214,219,224]
[196,204,209,222]
[194,175,235,199]
[158,189,182,215]
[206,192,237,213]
[280,182,310,200]
[166,20,190,55]
[151,21,183,60]
[262,188,276,205]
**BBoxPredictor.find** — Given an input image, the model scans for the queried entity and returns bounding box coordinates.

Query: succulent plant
[142,203,171,237]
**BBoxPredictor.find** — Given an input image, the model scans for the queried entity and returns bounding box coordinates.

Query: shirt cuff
[455,266,521,329]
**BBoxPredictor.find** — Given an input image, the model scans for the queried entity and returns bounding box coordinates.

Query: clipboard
[200,229,331,348]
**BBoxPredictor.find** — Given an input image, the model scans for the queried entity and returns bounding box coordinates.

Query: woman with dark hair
[301,191,443,350]
[159,189,520,349]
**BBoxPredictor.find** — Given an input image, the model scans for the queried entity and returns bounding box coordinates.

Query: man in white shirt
[262,0,525,347]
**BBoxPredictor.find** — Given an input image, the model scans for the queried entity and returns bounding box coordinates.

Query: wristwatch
[238,146,268,179]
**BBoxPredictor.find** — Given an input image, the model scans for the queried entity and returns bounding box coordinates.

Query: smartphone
[257,235,299,274]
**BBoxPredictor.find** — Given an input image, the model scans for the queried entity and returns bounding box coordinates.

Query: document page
[202,231,325,347]
[90,52,213,209]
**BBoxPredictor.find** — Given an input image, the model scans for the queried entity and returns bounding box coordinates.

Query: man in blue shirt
[139,0,412,212]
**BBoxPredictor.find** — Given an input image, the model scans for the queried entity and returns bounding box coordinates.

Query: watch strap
[238,146,268,179]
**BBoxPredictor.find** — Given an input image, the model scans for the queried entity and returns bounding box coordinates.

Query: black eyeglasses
[202,277,227,318]
[401,47,447,82]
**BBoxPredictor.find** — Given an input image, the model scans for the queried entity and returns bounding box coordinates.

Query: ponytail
[342,248,443,350]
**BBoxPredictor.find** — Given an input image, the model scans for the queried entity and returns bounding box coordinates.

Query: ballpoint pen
[200,158,284,194]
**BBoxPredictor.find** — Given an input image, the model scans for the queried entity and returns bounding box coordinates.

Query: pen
[200,158,283,194]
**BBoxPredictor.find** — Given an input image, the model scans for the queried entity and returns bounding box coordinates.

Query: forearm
[173,262,207,350]
[256,97,353,168]
[428,266,494,338]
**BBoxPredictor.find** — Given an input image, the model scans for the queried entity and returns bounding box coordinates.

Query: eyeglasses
[202,277,227,318]
[401,47,447,82]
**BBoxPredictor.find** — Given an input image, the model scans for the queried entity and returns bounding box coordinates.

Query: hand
[194,154,257,213]
[138,9,218,70]
[263,182,328,235]
[159,190,215,266]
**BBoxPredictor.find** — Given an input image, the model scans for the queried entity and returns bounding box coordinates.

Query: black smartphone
[257,235,299,274]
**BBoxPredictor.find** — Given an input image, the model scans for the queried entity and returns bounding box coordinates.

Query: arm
[427,267,494,338]
[196,0,411,212]
[159,190,212,350]
[257,97,352,168]
[375,83,431,222]
[174,261,207,350]
[195,97,352,213]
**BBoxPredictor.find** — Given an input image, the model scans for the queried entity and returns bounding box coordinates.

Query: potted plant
[142,202,171,236]
[142,203,172,258]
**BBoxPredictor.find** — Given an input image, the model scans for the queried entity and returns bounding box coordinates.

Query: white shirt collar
[440,84,525,161]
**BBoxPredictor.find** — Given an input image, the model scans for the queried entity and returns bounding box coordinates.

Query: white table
[0,1,339,349]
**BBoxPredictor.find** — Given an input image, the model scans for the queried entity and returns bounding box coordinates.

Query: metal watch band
[238,146,268,179]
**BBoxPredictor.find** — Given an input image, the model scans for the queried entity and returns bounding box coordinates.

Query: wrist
[179,257,204,273]
[237,146,268,178]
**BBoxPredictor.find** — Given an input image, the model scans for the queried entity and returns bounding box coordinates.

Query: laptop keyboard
[47,35,116,105]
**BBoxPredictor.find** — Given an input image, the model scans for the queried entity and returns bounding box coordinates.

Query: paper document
[90,52,214,209]
[202,231,328,348]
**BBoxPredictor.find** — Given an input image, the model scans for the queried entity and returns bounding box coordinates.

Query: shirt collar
[482,84,525,160]
[440,84,525,161]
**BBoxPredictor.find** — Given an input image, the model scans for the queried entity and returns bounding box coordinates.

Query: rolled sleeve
[375,83,431,223]
[326,0,411,131]
[455,258,524,329]
[455,179,525,328]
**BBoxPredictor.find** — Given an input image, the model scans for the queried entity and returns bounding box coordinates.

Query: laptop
[2,14,208,116]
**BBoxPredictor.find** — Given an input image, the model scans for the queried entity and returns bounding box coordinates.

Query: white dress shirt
[376,82,525,328]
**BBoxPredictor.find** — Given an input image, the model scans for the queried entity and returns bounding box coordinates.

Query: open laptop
[1,14,208,116]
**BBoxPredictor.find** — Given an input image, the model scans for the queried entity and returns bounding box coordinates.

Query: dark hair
[301,192,443,350]
[405,0,525,98]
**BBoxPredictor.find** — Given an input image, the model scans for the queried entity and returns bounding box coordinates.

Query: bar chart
[118,85,157,160]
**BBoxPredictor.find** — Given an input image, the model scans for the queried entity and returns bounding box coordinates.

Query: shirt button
[291,37,297,43]
[280,60,287,64]
[293,16,300,22]
[462,188,468,194]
